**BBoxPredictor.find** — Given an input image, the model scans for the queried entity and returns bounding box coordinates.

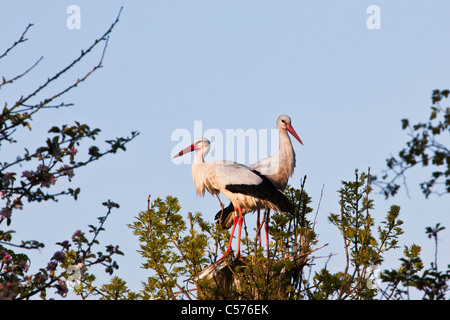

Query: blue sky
[1,1,449,298]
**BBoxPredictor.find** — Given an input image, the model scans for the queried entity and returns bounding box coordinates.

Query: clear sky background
[1,1,449,299]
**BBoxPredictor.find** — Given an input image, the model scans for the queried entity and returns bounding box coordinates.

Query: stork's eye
[281,119,286,123]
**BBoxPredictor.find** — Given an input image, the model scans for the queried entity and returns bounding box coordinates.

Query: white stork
[215,114,303,256]
[173,137,294,260]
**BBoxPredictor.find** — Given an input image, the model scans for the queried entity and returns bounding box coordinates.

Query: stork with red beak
[215,114,303,256]
[173,137,294,260]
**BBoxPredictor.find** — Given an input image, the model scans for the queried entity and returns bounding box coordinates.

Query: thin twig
[0,23,33,61]
[11,102,74,114]
[338,191,350,300]
[11,7,123,112]
[0,56,43,90]
[278,243,329,262]
[313,184,324,230]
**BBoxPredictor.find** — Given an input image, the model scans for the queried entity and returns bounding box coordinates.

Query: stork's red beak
[172,143,195,159]
[286,124,303,145]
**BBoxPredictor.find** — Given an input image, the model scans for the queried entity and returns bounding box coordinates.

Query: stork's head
[172,137,210,158]
[192,137,210,152]
[277,114,303,145]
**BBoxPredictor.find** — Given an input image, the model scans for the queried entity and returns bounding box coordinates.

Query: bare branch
[11,7,123,112]
[11,102,74,114]
[0,23,33,61]
[0,56,43,90]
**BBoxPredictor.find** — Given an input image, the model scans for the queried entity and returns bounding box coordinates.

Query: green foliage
[112,170,420,300]
[271,178,318,260]
[374,89,450,198]
[128,196,220,299]
[48,166,447,300]
[308,169,404,299]
[380,245,424,299]
[380,227,450,300]
[118,177,321,300]
[66,167,449,300]
[99,276,138,300]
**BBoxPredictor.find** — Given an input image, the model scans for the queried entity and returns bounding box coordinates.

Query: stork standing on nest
[215,115,303,256]
[173,137,294,260]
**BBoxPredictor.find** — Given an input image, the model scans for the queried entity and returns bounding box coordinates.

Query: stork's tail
[215,202,235,229]
[269,188,294,214]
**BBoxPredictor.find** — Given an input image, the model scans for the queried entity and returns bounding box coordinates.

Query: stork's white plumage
[251,114,303,189]
[215,115,303,256]
[173,137,294,260]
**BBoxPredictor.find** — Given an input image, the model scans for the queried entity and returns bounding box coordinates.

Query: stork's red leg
[265,209,270,258]
[257,208,262,247]
[235,206,243,260]
[217,213,239,261]
[225,216,239,254]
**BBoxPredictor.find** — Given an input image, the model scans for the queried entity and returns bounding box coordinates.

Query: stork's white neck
[272,127,296,189]
[191,148,210,196]
[193,147,206,165]
[278,127,292,147]
[279,127,295,165]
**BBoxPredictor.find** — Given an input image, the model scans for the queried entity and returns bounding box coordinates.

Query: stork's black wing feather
[223,169,294,214]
